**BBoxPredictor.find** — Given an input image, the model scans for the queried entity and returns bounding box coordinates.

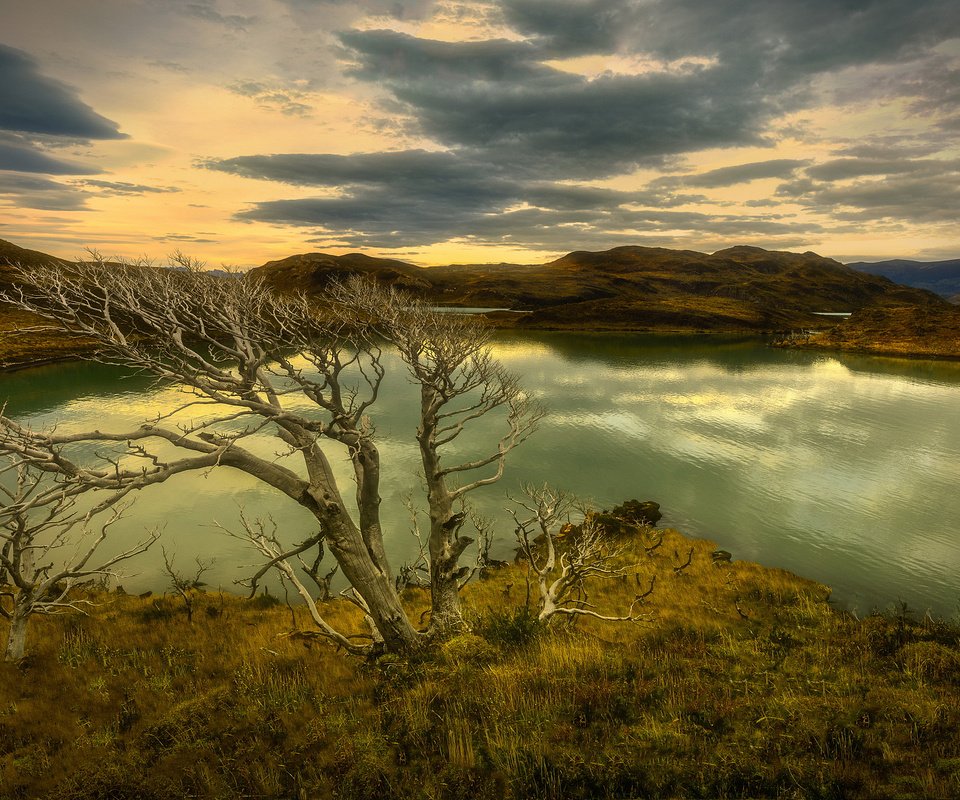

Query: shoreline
[6,321,960,372]
[3,523,959,799]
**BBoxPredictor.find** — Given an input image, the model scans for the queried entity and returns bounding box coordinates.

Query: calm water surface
[3,333,959,616]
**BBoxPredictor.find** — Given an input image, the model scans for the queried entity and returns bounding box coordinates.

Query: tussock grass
[3,527,960,799]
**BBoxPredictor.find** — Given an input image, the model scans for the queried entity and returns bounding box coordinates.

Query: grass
[2,526,959,799]
[776,302,960,360]
[0,306,95,369]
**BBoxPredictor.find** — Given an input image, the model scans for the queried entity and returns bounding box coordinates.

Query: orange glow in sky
[1,1,958,268]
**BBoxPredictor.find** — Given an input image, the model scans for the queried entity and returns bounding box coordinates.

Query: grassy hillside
[2,237,958,367]
[2,523,959,799]
[776,299,960,360]
[0,240,95,369]
[252,244,943,334]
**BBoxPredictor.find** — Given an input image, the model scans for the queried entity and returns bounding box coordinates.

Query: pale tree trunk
[4,599,30,662]
[320,510,420,650]
[297,433,421,651]
[427,488,469,634]
[418,391,472,635]
[4,544,35,662]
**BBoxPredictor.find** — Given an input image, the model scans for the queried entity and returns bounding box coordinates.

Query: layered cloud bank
[2,0,958,264]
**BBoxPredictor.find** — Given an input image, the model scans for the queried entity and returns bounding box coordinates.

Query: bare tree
[331,278,543,633]
[214,512,359,652]
[0,456,157,661]
[0,255,539,652]
[510,485,652,625]
[161,548,210,623]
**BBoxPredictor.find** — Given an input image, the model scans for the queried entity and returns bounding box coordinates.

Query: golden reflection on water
[6,335,960,614]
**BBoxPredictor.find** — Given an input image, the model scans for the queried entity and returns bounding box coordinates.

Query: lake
[3,332,959,617]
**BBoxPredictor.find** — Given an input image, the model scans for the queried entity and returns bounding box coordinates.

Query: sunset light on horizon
[1,0,958,269]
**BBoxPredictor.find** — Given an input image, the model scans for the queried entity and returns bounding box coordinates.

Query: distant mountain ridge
[848,258,960,300]
[252,243,945,333]
[2,237,958,364]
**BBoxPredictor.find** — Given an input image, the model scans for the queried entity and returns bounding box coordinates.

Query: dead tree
[216,511,385,654]
[0,256,539,652]
[510,484,651,625]
[161,548,210,623]
[0,457,156,661]
[332,278,543,634]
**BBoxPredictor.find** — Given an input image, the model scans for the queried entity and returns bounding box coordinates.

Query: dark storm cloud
[904,63,960,116]
[499,0,634,57]
[227,81,314,116]
[777,162,960,224]
[339,29,550,83]
[502,0,960,76]
[661,160,810,188]
[279,0,437,19]
[152,233,219,244]
[207,0,960,250]
[335,0,960,178]
[243,192,824,250]
[0,133,102,175]
[207,148,702,241]
[217,149,554,243]
[179,3,256,32]
[212,148,824,250]
[207,149,515,196]
[0,42,121,211]
[804,158,950,181]
[0,172,89,211]
[0,44,125,140]
[338,29,771,177]
[832,139,945,160]
[76,180,182,196]
[0,173,71,193]
[820,177,960,224]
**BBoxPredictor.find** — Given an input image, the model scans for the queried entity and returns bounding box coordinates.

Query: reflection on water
[4,333,960,617]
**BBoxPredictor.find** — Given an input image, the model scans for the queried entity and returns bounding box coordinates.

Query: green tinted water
[4,333,959,616]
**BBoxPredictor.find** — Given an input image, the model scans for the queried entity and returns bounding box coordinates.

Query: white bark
[331,278,543,634]
[511,485,653,626]
[4,604,29,662]
[0,458,157,661]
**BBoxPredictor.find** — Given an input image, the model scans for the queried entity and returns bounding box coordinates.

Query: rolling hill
[2,238,958,366]
[252,244,945,333]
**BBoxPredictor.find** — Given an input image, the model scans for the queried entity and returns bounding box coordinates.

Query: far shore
[6,312,960,372]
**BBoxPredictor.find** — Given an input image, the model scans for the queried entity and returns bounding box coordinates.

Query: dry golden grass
[2,527,959,799]
[0,307,95,369]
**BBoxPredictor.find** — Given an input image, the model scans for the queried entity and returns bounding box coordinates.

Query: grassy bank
[2,527,960,799]
[0,307,95,370]
[774,302,960,361]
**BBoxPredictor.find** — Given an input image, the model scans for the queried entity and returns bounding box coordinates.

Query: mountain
[0,238,71,271]
[848,258,960,299]
[1,238,957,366]
[251,244,944,333]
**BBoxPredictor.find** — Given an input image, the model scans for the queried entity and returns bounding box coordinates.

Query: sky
[1,0,958,268]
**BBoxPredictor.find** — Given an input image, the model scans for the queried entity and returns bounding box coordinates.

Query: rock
[610,499,662,527]
[711,550,733,564]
